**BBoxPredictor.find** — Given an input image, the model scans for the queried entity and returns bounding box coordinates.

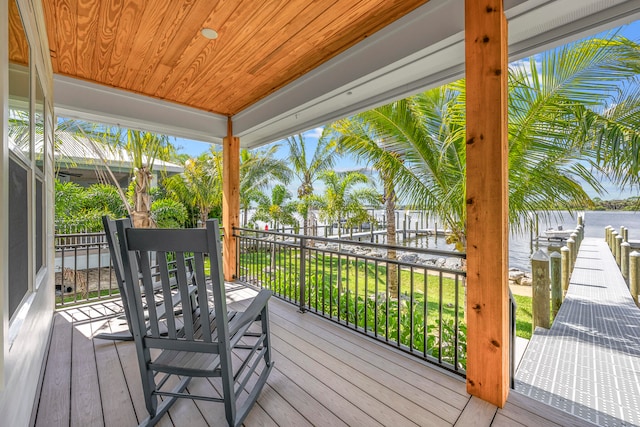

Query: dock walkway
[516,237,640,426]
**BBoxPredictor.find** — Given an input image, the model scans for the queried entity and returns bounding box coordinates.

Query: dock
[515,237,640,426]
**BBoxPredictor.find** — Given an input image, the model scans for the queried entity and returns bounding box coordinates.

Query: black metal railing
[234,227,468,376]
[55,232,119,307]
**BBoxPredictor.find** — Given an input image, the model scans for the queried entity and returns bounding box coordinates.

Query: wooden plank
[52,0,78,75]
[500,392,588,427]
[103,0,146,85]
[492,413,526,427]
[70,322,104,426]
[8,0,30,65]
[231,286,468,402]
[173,0,285,108]
[35,315,72,427]
[464,0,510,407]
[74,0,99,79]
[272,323,449,426]
[270,346,383,426]
[269,334,418,426]
[114,341,174,427]
[93,0,126,82]
[263,365,348,427]
[454,396,497,426]
[93,339,137,426]
[249,300,465,423]
[223,120,240,282]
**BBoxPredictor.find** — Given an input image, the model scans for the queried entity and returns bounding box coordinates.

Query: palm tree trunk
[383,172,398,298]
[132,166,152,228]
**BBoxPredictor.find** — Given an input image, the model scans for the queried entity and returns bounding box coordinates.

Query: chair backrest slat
[193,252,212,341]
[157,251,178,339]
[101,216,132,329]
[206,221,230,348]
[138,249,161,337]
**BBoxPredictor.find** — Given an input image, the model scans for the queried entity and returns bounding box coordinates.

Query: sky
[172,20,640,201]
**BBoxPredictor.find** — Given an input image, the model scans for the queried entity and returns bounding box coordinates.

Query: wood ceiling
[42,0,430,116]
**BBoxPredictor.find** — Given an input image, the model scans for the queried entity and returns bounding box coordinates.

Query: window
[8,0,32,319]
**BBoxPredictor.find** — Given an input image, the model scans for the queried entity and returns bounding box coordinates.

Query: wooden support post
[610,231,618,252]
[567,237,575,272]
[532,250,550,330]
[630,251,639,305]
[624,227,629,242]
[465,0,510,407]
[621,242,630,282]
[605,226,611,242]
[561,246,570,299]
[550,251,562,320]
[223,118,240,282]
[615,235,623,267]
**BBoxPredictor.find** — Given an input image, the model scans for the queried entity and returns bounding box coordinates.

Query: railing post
[623,227,629,243]
[621,242,631,283]
[299,236,306,312]
[567,237,576,272]
[615,235,623,267]
[561,246,570,299]
[550,251,562,320]
[605,225,611,242]
[532,250,550,330]
[630,251,639,306]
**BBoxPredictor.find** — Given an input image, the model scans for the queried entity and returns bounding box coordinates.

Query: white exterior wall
[0,0,55,425]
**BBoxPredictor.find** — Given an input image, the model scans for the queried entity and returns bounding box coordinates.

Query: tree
[286,133,339,236]
[252,185,298,230]
[164,148,223,226]
[116,129,176,227]
[315,170,379,235]
[240,146,291,226]
[327,35,640,250]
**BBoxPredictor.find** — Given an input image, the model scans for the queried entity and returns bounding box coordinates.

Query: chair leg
[219,351,237,427]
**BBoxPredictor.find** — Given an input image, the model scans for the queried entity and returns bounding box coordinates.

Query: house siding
[1,0,55,425]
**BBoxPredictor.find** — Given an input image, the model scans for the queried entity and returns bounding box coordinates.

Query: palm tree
[286,133,339,236]
[252,185,298,230]
[315,170,379,235]
[240,146,291,226]
[117,129,176,227]
[327,35,640,250]
[164,148,223,226]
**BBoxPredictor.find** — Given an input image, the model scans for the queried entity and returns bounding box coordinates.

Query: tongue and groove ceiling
[22,0,640,147]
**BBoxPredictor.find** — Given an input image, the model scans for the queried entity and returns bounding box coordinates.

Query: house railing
[55,232,120,307]
[234,226,468,376]
[54,227,518,382]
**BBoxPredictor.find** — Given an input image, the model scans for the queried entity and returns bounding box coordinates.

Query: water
[371,210,640,272]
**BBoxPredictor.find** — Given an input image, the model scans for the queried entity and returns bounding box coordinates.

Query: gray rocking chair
[115,218,273,427]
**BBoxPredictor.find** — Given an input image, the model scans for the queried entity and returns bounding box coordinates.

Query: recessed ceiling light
[201,28,218,40]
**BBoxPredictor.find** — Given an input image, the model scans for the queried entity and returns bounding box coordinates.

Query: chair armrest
[228,289,272,337]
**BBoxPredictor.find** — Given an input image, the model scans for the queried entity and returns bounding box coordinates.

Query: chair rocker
[115,218,273,427]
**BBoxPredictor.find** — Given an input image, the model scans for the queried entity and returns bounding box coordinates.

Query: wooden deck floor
[34,283,585,426]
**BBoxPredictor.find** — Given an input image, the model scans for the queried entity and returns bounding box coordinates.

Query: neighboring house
[44,130,183,188]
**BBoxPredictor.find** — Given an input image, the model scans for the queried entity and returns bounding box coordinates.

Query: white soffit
[53,75,227,144]
[51,0,640,148]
